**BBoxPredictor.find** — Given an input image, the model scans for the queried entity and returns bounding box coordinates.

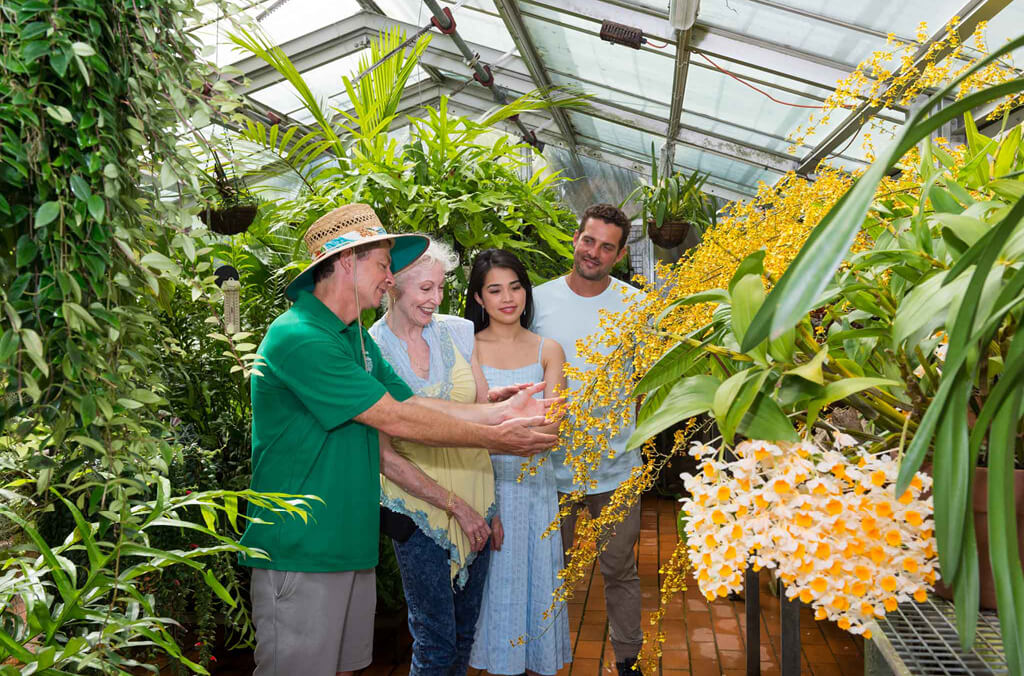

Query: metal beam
[234,12,376,93]
[659,27,692,175]
[796,0,1014,174]
[355,0,444,84]
[493,0,579,152]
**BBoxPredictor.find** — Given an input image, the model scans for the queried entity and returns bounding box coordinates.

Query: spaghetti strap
[536,336,545,363]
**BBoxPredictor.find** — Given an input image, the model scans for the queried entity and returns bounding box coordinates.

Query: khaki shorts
[251,568,376,675]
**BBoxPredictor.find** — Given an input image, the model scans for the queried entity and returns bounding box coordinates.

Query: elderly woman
[369,239,505,676]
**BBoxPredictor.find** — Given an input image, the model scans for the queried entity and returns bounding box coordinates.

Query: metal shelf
[867,595,1009,675]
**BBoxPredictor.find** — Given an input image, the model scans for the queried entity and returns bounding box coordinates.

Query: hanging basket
[200,203,258,236]
[647,219,691,248]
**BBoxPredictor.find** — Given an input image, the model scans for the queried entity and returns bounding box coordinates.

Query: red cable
[694,51,825,110]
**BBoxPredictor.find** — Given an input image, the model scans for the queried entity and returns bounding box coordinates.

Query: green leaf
[15,235,39,267]
[45,105,73,123]
[87,194,105,223]
[988,179,1024,201]
[933,214,988,246]
[784,346,828,385]
[626,375,719,449]
[731,274,767,362]
[728,249,766,294]
[130,388,163,404]
[140,251,179,273]
[713,370,750,422]
[892,272,969,346]
[70,41,96,57]
[721,369,770,444]
[35,201,60,227]
[655,289,729,323]
[79,394,96,427]
[633,337,707,396]
[117,398,144,409]
[0,330,19,362]
[932,382,970,581]
[806,377,900,428]
[204,569,238,607]
[20,328,43,360]
[736,393,799,442]
[69,174,91,202]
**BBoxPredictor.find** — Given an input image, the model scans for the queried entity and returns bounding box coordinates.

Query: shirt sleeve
[270,335,390,431]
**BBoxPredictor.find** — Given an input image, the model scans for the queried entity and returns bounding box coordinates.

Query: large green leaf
[736,392,799,442]
[633,335,709,396]
[626,375,719,449]
[892,271,969,346]
[986,384,1024,674]
[742,35,1024,351]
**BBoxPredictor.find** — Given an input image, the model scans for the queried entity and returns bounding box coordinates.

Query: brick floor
[209,497,864,676]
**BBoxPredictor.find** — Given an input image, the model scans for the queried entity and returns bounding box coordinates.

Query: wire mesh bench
[865,595,1010,675]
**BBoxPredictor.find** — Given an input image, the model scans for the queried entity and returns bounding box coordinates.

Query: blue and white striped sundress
[469,338,572,676]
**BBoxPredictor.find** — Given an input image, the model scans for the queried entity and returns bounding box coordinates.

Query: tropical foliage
[225,25,584,308]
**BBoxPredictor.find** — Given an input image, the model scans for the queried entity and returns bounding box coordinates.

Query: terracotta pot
[934,467,1024,609]
[647,219,690,248]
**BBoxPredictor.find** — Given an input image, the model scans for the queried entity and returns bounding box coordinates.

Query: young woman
[465,249,572,676]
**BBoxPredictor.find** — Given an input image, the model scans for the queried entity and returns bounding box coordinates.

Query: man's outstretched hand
[489,416,558,455]
[486,382,533,403]
[500,382,565,425]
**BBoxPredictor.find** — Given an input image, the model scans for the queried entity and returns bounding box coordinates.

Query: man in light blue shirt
[531,204,642,676]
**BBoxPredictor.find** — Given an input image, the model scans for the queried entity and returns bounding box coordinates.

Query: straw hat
[285,204,429,301]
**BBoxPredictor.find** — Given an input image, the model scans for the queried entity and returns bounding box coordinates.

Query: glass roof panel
[547,72,671,119]
[674,144,784,190]
[520,14,674,106]
[193,0,362,67]
[248,49,368,110]
[373,0,517,53]
[753,0,969,43]
[568,113,662,161]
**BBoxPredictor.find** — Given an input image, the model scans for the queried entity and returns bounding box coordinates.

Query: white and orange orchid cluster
[680,438,938,637]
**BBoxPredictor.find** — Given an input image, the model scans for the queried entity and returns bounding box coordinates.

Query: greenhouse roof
[191,0,1024,204]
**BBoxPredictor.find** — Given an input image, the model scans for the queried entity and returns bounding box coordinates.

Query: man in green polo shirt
[241,204,557,676]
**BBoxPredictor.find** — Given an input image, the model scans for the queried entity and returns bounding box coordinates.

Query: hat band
[312,225,388,261]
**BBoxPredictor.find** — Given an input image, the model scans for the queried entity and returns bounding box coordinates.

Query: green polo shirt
[239,291,413,572]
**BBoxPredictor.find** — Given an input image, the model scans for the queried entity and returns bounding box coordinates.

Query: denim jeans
[392,527,491,676]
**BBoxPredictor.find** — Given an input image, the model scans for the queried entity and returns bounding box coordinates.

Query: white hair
[399,238,459,279]
[384,238,459,309]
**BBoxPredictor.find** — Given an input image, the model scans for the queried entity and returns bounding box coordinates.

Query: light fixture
[669,0,701,31]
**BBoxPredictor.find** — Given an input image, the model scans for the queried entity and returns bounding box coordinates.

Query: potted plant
[623,147,715,248]
[198,150,259,236]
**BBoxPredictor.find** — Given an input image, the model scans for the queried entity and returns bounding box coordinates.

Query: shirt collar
[292,291,359,334]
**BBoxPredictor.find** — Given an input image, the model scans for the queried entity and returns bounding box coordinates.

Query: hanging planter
[647,219,692,248]
[622,145,715,251]
[200,203,258,236]
[198,149,259,236]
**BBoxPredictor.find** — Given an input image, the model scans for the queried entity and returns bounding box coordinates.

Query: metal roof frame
[215,0,1021,204]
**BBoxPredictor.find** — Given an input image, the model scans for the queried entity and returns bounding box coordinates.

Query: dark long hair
[464,248,533,333]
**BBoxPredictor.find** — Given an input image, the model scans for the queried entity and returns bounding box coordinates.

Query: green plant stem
[652,330,754,362]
